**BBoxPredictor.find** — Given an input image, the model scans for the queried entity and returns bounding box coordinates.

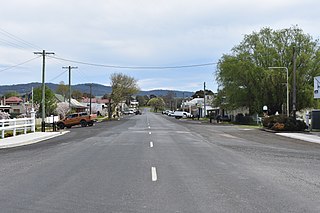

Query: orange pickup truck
[56,112,97,129]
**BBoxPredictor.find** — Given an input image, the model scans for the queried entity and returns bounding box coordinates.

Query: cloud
[0,0,319,92]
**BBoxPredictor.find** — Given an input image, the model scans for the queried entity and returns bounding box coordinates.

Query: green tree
[148,97,165,112]
[136,95,147,106]
[162,91,175,110]
[4,91,20,98]
[216,26,320,114]
[102,93,111,99]
[56,81,69,100]
[33,86,57,116]
[83,92,95,98]
[191,90,214,98]
[110,73,140,114]
[72,90,83,101]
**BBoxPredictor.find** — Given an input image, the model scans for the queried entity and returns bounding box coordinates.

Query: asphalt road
[0,110,319,212]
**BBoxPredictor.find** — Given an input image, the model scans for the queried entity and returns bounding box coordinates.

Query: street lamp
[268,67,289,117]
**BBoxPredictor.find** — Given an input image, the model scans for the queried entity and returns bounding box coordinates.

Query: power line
[49,70,68,82]
[0,37,32,50]
[0,28,42,50]
[49,55,217,69]
[49,57,89,83]
[0,56,41,73]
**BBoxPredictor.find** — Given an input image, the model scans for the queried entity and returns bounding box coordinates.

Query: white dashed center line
[151,167,157,181]
[150,142,153,147]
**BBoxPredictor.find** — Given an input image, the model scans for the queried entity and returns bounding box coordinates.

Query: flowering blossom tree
[0,111,10,119]
[56,102,70,119]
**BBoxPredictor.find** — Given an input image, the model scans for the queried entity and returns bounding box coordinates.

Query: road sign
[315,76,320,99]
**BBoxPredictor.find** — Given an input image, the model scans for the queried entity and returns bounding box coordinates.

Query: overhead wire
[0,56,41,73]
[48,70,68,82]
[49,55,217,70]
[0,37,32,50]
[0,28,42,50]
[49,56,88,83]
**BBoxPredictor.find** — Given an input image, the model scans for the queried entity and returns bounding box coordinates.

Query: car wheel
[80,120,87,127]
[57,123,65,129]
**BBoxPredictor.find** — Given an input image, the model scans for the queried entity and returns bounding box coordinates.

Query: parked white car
[172,111,192,119]
[167,111,175,116]
[162,110,171,115]
[123,109,134,115]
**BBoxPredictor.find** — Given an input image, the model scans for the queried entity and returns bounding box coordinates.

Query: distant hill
[0,82,194,98]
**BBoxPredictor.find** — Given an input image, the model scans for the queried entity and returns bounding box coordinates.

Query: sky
[0,0,319,93]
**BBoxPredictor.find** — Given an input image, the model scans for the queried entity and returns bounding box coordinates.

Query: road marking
[151,167,157,181]
[150,141,153,147]
[220,133,238,139]
[149,132,152,135]
[148,126,151,129]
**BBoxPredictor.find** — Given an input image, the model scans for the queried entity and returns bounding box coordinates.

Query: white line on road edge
[150,142,153,147]
[151,167,157,181]
[219,133,238,139]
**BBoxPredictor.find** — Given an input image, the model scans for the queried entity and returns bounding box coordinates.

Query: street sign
[315,76,320,99]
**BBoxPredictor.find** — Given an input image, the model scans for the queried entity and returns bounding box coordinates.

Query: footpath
[0,116,111,149]
[181,118,320,145]
[276,131,320,144]
[0,131,69,149]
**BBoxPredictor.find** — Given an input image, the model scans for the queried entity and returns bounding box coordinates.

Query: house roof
[81,97,110,104]
[55,94,87,109]
[5,96,23,103]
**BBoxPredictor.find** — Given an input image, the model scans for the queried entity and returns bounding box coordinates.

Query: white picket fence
[0,113,36,139]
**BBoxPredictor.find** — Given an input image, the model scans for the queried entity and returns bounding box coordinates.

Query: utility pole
[268,67,289,117]
[34,50,54,132]
[292,47,297,119]
[182,92,185,111]
[31,87,34,111]
[203,82,206,117]
[62,66,78,108]
[89,83,92,115]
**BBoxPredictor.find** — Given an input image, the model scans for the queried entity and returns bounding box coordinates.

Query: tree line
[215,26,320,115]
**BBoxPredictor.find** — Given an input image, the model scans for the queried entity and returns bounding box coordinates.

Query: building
[0,97,10,113]
[55,94,87,113]
[81,97,110,116]
[4,97,26,114]
[182,95,215,118]
[129,100,139,111]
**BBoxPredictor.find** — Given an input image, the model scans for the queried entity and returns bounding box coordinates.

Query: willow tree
[110,73,140,115]
[216,26,320,115]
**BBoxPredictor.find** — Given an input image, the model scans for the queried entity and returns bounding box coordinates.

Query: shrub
[271,122,285,131]
[4,131,13,137]
[263,115,306,131]
[235,113,255,125]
